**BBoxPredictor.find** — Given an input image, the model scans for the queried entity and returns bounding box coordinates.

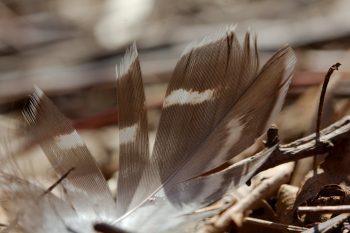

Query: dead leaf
[276,184,299,225]
[293,139,350,226]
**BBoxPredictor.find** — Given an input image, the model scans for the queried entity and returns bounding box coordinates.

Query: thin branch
[258,115,350,172]
[303,213,350,233]
[314,62,341,175]
[222,116,350,176]
[263,124,279,148]
[243,217,307,232]
[197,116,350,233]
[298,205,350,215]
[316,63,341,143]
[198,163,293,233]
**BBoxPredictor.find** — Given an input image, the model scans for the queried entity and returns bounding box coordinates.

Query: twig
[243,217,307,232]
[298,205,350,215]
[316,63,341,143]
[198,163,293,233]
[263,124,279,148]
[303,213,350,233]
[314,63,341,175]
[258,115,350,172]
[197,116,350,233]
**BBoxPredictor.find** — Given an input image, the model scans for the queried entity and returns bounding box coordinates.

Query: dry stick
[243,217,307,232]
[198,116,350,233]
[303,213,350,233]
[199,163,293,233]
[314,63,341,175]
[264,124,279,148]
[259,115,350,172]
[298,205,350,215]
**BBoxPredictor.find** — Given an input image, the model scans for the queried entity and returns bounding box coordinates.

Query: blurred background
[1,0,350,188]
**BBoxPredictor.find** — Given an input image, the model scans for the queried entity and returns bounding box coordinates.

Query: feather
[116,27,296,224]
[166,146,277,209]
[116,147,277,232]
[22,88,117,222]
[165,46,296,201]
[115,43,150,216]
[0,173,90,233]
[0,27,297,233]
[121,26,259,213]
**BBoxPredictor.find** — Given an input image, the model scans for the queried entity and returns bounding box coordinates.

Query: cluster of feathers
[0,27,296,233]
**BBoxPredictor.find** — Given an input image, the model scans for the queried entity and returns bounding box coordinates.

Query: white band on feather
[116,42,138,79]
[55,131,85,149]
[119,124,138,144]
[163,89,214,107]
[225,118,244,146]
[216,118,244,159]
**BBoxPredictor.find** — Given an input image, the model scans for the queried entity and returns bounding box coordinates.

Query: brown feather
[0,27,297,233]
[22,88,117,221]
[115,43,150,216]
[120,28,295,217]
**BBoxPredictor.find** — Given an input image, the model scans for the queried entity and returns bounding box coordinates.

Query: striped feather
[0,27,297,233]
[22,88,117,222]
[0,173,92,233]
[118,27,296,221]
[117,147,276,232]
[116,43,150,216]
[167,146,277,208]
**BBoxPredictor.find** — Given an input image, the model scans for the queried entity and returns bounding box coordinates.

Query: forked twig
[198,163,293,233]
[198,116,350,233]
[260,115,350,172]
